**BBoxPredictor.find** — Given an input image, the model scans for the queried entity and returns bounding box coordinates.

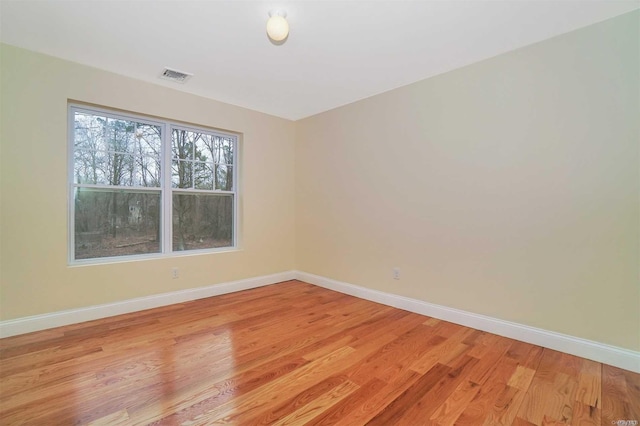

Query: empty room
[0,1,638,425]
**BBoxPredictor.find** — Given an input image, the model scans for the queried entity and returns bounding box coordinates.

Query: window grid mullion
[73,184,161,192]
[68,108,77,264]
[163,123,173,254]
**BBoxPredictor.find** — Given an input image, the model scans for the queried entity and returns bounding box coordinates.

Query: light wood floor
[0,280,638,425]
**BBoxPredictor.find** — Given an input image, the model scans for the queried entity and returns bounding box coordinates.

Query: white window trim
[68,103,239,265]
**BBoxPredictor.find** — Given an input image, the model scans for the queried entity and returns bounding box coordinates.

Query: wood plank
[86,409,131,426]
[409,327,474,374]
[575,358,601,408]
[516,373,577,425]
[483,352,543,426]
[455,377,508,425]
[602,364,638,425]
[347,324,441,385]
[303,377,387,426]
[429,379,481,425]
[483,385,528,426]
[330,370,422,426]
[467,339,513,386]
[571,401,601,426]
[508,365,537,391]
[365,363,453,425]
[251,375,350,425]
[392,355,480,425]
[270,380,360,426]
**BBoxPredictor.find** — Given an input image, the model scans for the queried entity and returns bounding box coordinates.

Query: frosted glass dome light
[267,11,289,42]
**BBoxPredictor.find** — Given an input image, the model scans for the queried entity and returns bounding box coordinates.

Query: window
[69,105,238,263]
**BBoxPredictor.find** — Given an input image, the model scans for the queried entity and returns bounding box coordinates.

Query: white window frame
[68,104,239,265]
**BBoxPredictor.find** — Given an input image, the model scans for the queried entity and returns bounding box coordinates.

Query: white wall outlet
[172,267,179,279]
[393,267,400,280]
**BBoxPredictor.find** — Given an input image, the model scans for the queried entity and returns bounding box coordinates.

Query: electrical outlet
[393,267,400,280]
[172,267,179,279]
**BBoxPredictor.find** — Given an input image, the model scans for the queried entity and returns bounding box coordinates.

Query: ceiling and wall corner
[0,1,638,121]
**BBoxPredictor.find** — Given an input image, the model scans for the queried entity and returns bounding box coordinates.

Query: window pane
[172,160,193,188]
[195,134,212,163]
[219,137,234,164]
[74,113,109,152]
[194,134,234,164]
[215,165,233,191]
[172,128,194,160]
[105,153,135,186]
[134,124,162,186]
[135,124,162,156]
[135,154,161,187]
[73,112,161,188]
[74,188,161,260]
[173,193,233,251]
[194,162,214,190]
[74,149,108,184]
[106,118,136,155]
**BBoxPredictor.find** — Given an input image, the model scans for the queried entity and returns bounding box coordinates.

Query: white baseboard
[2,269,637,373]
[0,271,296,338]
[295,271,640,373]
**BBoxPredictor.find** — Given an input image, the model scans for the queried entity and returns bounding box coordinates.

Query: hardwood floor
[0,280,638,425]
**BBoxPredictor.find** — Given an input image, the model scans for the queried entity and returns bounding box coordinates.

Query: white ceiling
[1,0,638,121]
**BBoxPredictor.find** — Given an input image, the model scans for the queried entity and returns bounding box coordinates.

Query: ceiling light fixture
[267,10,289,42]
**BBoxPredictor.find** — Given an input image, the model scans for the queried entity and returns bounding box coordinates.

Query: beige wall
[0,44,296,320]
[295,12,639,351]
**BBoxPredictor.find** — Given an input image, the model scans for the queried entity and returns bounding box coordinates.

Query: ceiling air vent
[159,67,193,84]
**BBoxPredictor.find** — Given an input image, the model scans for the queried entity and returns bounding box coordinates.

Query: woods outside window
[69,104,238,263]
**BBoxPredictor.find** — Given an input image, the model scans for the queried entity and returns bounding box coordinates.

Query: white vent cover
[159,67,193,84]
